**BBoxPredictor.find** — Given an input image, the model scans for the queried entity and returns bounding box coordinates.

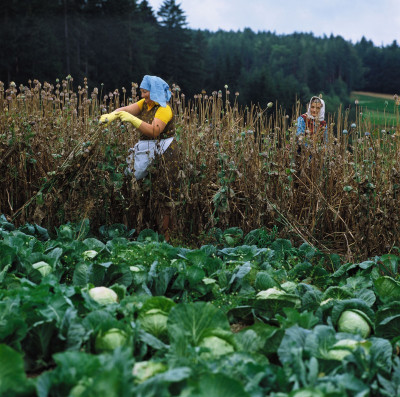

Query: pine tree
[154,0,195,93]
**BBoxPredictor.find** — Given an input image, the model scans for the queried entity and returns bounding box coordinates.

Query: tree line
[1,0,399,112]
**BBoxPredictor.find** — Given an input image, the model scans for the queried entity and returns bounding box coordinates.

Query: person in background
[296,95,328,145]
[294,96,328,190]
[100,75,180,241]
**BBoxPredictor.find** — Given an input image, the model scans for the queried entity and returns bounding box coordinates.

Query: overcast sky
[146,0,400,47]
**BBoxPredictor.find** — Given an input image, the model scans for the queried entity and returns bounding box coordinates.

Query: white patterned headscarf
[306,96,325,121]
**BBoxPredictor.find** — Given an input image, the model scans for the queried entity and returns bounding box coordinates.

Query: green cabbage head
[132,361,167,384]
[139,309,169,339]
[95,328,128,352]
[325,339,370,361]
[199,336,235,358]
[69,378,93,396]
[32,261,52,277]
[337,309,372,338]
[88,286,118,305]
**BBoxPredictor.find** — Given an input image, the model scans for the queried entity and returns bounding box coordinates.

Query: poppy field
[1,79,399,258]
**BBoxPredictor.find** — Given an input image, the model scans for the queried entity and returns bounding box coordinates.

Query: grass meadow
[350,91,399,125]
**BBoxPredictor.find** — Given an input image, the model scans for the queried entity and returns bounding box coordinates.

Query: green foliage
[181,373,250,397]
[99,224,135,241]
[167,302,231,346]
[0,344,35,396]
[1,218,400,395]
[2,1,400,108]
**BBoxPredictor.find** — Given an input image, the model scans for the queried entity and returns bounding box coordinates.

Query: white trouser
[126,137,174,180]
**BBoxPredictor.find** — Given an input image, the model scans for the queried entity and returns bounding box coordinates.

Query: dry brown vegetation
[1,78,400,260]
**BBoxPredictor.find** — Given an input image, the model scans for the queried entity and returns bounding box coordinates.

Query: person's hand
[99,111,118,125]
[116,111,143,129]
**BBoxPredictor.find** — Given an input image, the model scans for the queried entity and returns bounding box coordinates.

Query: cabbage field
[1,216,400,396]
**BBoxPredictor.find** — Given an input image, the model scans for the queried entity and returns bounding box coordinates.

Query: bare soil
[230,323,251,333]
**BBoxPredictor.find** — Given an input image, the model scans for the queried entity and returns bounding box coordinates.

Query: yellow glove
[116,111,143,129]
[99,111,118,125]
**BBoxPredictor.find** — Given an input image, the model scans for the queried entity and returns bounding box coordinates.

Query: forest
[1,0,400,113]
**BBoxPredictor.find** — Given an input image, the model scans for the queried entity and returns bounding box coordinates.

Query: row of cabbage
[1,216,400,396]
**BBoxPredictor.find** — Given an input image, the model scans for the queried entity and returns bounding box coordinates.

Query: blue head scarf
[140,75,172,108]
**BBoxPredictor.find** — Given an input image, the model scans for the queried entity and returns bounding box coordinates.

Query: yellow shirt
[137,99,173,125]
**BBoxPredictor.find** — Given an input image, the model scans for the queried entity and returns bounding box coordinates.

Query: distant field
[351,91,394,100]
[350,91,399,126]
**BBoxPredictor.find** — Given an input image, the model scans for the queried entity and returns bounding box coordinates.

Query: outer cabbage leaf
[138,297,175,340]
[167,302,230,346]
[0,344,35,396]
[180,373,250,397]
[374,276,400,303]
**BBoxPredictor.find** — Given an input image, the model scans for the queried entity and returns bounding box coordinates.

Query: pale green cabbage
[256,287,286,299]
[337,310,371,338]
[82,250,98,260]
[139,309,169,339]
[88,286,118,305]
[95,328,127,352]
[199,336,235,358]
[132,361,167,383]
[32,261,52,277]
[325,338,371,361]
